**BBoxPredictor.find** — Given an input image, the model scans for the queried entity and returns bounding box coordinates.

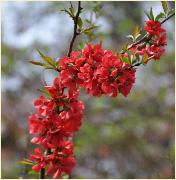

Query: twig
[39,168,45,179]
[67,1,82,57]
[39,149,51,179]
[161,12,175,24]
[121,12,175,53]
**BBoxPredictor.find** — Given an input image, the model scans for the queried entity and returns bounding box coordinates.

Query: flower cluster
[28,19,167,179]
[138,20,167,60]
[29,77,84,178]
[59,44,136,97]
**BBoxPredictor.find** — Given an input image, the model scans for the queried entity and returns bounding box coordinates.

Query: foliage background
[1,1,175,178]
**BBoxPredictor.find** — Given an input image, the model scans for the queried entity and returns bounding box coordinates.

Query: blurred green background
[1,1,175,179]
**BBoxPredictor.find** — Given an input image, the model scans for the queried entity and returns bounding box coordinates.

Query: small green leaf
[142,53,149,63]
[20,160,34,165]
[133,26,140,38]
[78,17,83,30]
[29,60,45,66]
[37,50,54,66]
[161,1,168,15]
[167,9,175,17]
[28,170,38,175]
[43,65,55,69]
[62,174,69,179]
[83,29,91,35]
[54,60,59,67]
[144,11,151,19]
[135,34,141,40]
[85,19,92,25]
[150,7,154,20]
[135,53,140,62]
[155,12,165,21]
[122,57,130,64]
[69,7,75,17]
[61,8,73,18]
[126,35,135,41]
[78,41,84,49]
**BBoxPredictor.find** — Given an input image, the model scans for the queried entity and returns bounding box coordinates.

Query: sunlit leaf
[167,9,175,17]
[142,53,149,63]
[126,35,134,41]
[69,7,75,16]
[122,57,130,64]
[78,41,84,49]
[161,1,168,14]
[29,60,45,66]
[78,17,83,30]
[28,170,38,175]
[150,7,154,20]
[37,50,54,66]
[133,26,140,38]
[135,33,141,40]
[155,12,165,21]
[20,160,34,165]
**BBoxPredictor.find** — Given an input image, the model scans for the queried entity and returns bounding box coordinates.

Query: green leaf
[142,53,149,63]
[83,29,91,35]
[54,60,59,67]
[85,19,92,25]
[161,1,168,14]
[126,35,134,41]
[150,7,154,20]
[28,170,38,175]
[29,60,45,66]
[133,26,140,38]
[20,160,34,165]
[135,34,141,40]
[62,173,69,179]
[69,7,75,16]
[122,57,130,64]
[61,8,73,18]
[78,17,83,30]
[121,44,128,52]
[37,50,54,66]
[167,9,175,17]
[155,12,165,21]
[144,11,151,19]
[78,41,84,49]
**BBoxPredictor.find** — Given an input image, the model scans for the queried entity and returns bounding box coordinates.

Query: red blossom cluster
[59,44,136,97]
[28,19,167,179]
[138,20,167,60]
[29,77,84,178]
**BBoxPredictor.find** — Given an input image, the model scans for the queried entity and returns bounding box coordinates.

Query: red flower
[144,20,165,36]
[30,148,47,172]
[155,33,167,46]
[118,68,136,97]
[47,146,76,179]
[59,52,84,92]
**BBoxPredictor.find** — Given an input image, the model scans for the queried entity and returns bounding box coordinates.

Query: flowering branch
[26,2,174,179]
[122,12,175,53]
[67,1,82,57]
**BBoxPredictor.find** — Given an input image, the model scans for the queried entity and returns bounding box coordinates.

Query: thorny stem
[67,1,82,57]
[121,12,175,53]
